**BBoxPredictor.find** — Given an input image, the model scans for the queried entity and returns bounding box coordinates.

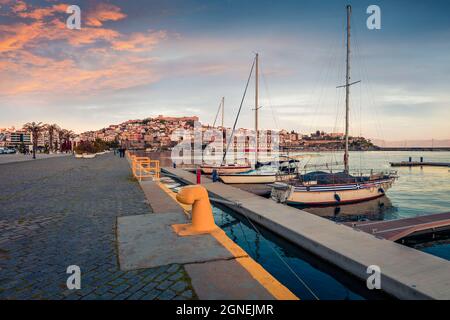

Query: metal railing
[129,153,160,181]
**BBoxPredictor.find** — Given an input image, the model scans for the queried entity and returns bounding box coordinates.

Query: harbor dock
[390,158,450,167]
[345,212,450,241]
[390,161,450,167]
[121,156,297,300]
[163,167,450,300]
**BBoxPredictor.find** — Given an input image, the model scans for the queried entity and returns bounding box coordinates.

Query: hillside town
[0,115,378,153]
[76,115,378,151]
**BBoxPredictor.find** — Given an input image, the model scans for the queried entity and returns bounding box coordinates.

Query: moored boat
[270,5,397,206]
[220,171,296,184]
[201,164,252,175]
[216,54,300,184]
[271,171,396,205]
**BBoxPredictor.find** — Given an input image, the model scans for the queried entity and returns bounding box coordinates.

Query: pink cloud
[0,2,167,96]
[85,3,127,27]
[111,30,167,52]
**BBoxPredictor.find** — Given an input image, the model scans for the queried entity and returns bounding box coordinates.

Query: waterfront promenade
[0,154,195,300]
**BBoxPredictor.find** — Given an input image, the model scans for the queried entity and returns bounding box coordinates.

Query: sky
[0,0,449,141]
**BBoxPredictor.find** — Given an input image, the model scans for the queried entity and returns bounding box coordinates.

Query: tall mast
[344,5,351,174]
[255,53,259,165]
[221,96,225,128]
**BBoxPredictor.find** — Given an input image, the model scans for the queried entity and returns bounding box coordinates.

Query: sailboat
[270,5,397,206]
[218,53,298,184]
[201,93,252,174]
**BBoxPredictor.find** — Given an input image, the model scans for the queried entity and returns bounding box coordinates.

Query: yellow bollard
[172,185,217,236]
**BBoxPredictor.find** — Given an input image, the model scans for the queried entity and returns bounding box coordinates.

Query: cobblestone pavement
[0,154,196,300]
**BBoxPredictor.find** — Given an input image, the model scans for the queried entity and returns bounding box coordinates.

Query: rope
[212,99,223,128]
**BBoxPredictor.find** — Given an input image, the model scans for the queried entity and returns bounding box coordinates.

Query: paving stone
[157,289,177,300]
[141,289,162,300]
[168,271,184,282]
[127,290,146,300]
[0,154,196,300]
[170,281,188,293]
[181,290,194,299]
[110,283,130,295]
[166,264,180,274]
[156,280,173,291]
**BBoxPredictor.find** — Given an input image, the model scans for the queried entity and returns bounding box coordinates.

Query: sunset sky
[1,0,449,141]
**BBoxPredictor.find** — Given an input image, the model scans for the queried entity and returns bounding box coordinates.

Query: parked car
[0,147,16,154]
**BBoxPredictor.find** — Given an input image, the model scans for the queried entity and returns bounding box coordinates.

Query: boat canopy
[300,171,371,184]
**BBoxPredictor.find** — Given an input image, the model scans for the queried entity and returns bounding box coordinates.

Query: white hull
[201,166,251,174]
[271,178,395,206]
[220,173,296,184]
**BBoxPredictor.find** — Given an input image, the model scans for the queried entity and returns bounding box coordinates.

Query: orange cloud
[111,30,167,52]
[0,2,167,97]
[0,21,46,52]
[15,3,68,20]
[85,3,127,27]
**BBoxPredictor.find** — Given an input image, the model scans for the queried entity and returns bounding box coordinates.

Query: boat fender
[334,207,341,216]
[212,169,219,183]
[334,193,341,202]
[378,187,385,194]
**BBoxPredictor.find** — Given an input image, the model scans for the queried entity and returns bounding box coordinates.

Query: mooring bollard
[172,185,217,236]
[196,168,201,184]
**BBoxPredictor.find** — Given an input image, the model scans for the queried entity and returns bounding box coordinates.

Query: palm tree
[63,130,75,152]
[45,123,60,153]
[58,129,68,152]
[23,122,44,159]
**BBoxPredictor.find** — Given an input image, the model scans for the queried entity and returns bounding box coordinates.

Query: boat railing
[289,168,397,185]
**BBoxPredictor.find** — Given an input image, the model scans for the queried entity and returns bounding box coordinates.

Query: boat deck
[345,212,450,241]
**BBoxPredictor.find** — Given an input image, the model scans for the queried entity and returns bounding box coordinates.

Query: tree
[23,122,44,159]
[59,130,76,152]
[67,130,76,152]
[45,123,60,153]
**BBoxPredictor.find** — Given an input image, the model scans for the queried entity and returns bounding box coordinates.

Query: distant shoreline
[378,147,450,152]
[281,147,450,152]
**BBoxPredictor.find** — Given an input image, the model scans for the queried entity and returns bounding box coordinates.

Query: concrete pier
[121,178,297,300]
[163,167,450,300]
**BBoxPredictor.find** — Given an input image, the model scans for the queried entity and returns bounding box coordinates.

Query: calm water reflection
[293,151,450,220]
[293,151,450,260]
